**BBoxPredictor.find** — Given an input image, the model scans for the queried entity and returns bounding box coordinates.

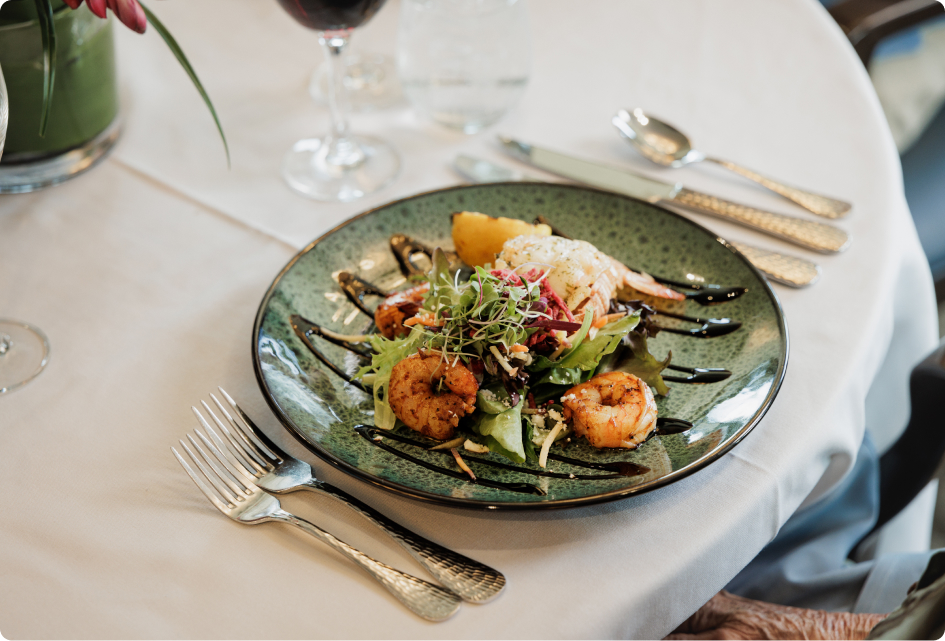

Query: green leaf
[556,312,640,370]
[470,397,525,462]
[522,419,538,462]
[535,366,584,387]
[558,308,593,360]
[476,386,513,414]
[528,312,641,386]
[34,0,56,137]
[613,331,672,396]
[140,2,230,166]
[482,435,522,464]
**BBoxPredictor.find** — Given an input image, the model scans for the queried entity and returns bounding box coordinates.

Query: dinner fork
[196,387,506,603]
[173,431,462,621]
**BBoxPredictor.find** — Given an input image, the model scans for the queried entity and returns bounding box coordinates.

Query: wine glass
[0,62,51,394]
[309,49,401,112]
[278,0,400,202]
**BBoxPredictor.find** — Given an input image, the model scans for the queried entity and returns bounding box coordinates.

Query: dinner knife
[497,136,850,254]
[453,154,822,288]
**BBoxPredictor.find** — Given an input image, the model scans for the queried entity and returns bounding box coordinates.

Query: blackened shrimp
[388,351,479,440]
[561,371,658,449]
[374,282,430,339]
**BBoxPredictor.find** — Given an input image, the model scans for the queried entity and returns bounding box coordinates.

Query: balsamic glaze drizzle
[533,216,748,305]
[655,311,742,338]
[663,364,732,384]
[290,314,370,393]
[652,277,748,305]
[356,426,545,494]
[356,425,666,484]
[337,271,388,317]
[390,233,459,278]
[655,417,695,434]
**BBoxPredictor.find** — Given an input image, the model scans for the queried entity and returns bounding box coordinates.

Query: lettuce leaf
[556,312,640,369]
[470,395,526,462]
[477,386,514,414]
[608,331,672,396]
[529,312,641,389]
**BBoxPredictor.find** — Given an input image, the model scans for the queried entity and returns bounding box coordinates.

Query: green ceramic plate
[253,183,788,510]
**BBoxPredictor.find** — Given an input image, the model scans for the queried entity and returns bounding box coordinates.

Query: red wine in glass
[276,0,387,31]
[276,0,400,201]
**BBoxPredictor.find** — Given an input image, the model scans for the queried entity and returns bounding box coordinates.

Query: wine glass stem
[318,30,365,168]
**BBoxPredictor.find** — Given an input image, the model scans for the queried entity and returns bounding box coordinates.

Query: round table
[0,0,938,637]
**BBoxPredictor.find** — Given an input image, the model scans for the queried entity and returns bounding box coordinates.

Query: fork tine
[173,446,233,512]
[173,444,235,512]
[198,404,265,479]
[192,427,258,490]
[188,433,257,500]
[181,437,244,504]
[195,413,249,475]
[217,387,280,460]
[211,392,279,464]
[203,399,272,472]
[192,405,263,474]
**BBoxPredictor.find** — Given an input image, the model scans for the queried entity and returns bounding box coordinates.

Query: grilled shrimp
[497,235,684,322]
[375,282,430,339]
[561,371,658,449]
[388,351,479,440]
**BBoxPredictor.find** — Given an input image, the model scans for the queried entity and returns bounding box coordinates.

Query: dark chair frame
[828,0,945,66]
[868,341,945,539]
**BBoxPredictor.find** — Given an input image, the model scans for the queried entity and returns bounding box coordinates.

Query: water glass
[397,0,531,133]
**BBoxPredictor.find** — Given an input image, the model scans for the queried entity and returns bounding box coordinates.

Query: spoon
[612,108,852,219]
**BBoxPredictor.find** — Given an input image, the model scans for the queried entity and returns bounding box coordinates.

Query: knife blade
[453,154,821,288]
[497,136,849,254]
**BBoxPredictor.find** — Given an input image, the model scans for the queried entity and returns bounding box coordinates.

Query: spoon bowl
[612,107,852,219]
[612,108,705,167]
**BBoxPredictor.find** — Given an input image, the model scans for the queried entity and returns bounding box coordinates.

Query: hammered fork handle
[670,188,851,253]
[706,157,851,219]
[301,479,506,603]
[272,508,461,621]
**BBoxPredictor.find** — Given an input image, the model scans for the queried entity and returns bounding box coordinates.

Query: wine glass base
[282,134,400,202]
[0,320,50,394]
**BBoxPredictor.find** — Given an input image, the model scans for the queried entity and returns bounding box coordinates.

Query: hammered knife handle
[304,479,506,603]
[707,158,851,219]
[670,188,850,253]
[728,241,821,288]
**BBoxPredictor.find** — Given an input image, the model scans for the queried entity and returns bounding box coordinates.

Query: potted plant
[0,0,226,192]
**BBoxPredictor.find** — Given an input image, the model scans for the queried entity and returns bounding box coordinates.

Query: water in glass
[397,0,531,134]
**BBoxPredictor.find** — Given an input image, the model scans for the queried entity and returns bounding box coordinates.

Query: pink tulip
[63,0,148,34]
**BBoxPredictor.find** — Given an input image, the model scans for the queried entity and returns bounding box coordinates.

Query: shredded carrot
[510,344,529,353]
[403,315,442,327]
[451,448,477,481]
[592,311,628,329]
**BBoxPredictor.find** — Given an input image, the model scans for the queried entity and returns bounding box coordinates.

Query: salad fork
[196,387,506,604]
[173,428,462,621]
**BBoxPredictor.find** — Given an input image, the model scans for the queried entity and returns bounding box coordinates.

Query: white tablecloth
[0,0,939,638]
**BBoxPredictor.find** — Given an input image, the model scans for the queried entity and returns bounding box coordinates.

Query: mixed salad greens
[356,248,671,464]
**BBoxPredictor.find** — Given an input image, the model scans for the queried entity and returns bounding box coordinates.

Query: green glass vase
[0,2,119,192]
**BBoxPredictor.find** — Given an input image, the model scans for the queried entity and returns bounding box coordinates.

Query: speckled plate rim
[252,182,789,511]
